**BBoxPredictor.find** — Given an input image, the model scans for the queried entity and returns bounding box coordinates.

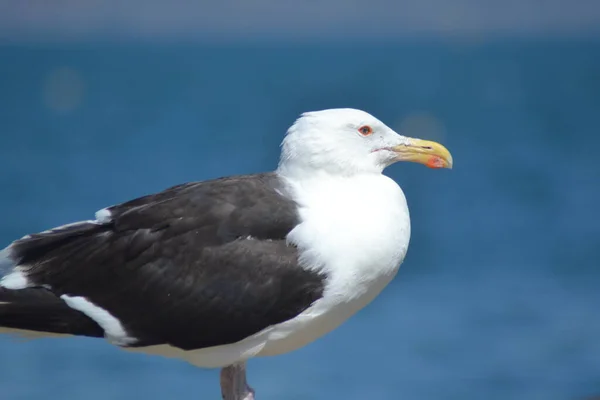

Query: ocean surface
[0,41,599,399]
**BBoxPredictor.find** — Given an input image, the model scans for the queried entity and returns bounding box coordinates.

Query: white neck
[279,170,411,294]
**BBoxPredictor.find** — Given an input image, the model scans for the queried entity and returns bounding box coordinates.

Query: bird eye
[358,125,373,136]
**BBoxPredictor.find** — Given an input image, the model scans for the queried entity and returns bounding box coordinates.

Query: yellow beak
[391,138,453,169]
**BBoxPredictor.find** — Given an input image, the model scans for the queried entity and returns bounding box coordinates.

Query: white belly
[136,174,411,368]
[255,267,399,357]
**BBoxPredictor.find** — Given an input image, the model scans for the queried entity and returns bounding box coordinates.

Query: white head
[277,108,452,178]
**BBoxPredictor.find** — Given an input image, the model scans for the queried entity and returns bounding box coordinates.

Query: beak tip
[393,138,454,170]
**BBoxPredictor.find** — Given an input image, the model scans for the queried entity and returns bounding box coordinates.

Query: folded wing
[0,173,325,350]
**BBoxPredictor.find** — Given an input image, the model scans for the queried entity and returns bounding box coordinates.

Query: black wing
[1,173,325,350]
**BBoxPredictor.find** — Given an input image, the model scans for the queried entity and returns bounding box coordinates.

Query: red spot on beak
[426,156,445,169]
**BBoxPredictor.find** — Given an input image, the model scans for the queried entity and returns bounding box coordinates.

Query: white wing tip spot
[0,268,28,290]
[95,209,112,223]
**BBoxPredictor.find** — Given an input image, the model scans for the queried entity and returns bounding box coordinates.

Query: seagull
[0,108,452,400]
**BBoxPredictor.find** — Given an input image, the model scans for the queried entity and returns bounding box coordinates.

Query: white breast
[256,173,411,356]
[179,173,411,368]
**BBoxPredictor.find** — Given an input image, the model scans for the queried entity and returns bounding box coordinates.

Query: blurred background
[0,1,599,399]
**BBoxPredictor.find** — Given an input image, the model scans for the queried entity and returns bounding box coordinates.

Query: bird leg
[220,362,255,400]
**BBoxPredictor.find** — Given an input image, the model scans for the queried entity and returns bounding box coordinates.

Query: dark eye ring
[358,125,373,136]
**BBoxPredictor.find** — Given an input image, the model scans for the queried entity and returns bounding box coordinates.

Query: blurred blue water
[0,41,599,400]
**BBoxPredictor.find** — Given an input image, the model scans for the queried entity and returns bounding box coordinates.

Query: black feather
[1,173,326,350]
[0,287,103,337]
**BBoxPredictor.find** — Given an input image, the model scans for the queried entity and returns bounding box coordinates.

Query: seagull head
[278,108,453,177]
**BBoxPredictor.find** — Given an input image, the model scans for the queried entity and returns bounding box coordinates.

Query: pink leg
[220,362,255,400]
